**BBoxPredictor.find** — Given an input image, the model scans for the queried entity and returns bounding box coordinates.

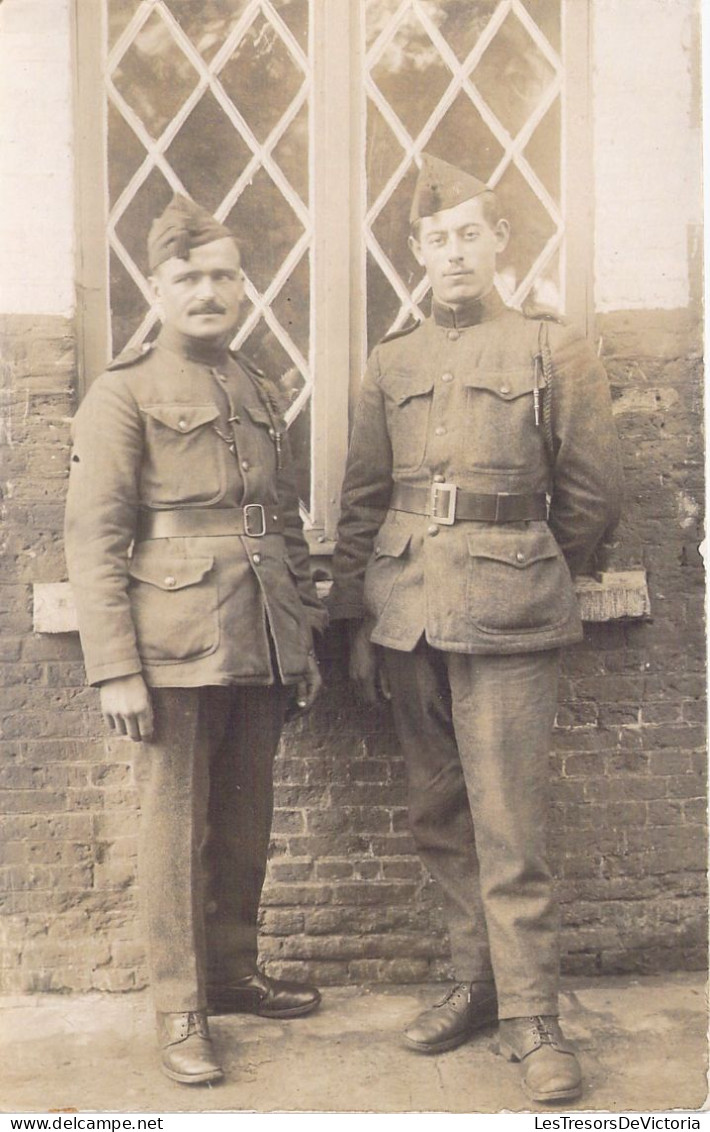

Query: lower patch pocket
[363,527,411,619]
[128,553,219,663]
[465,528,572,634]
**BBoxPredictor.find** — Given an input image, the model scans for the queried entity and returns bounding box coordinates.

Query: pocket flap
[462,368,545,401]
[128,554,215,590]
[380,371,434,406]
[374,526,412,559]
[142,404,220,433]
[466,528,558,568]
[243,402,274,428]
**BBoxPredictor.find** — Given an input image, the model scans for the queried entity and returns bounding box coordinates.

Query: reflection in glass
[428,0,500,64]
[371,11,452,140]
[108,0,143,50]
[425,92,504,183]
[272,102,310,205]
[166,91,252,212]
[219,14,305,144]
[226,167,305,294]
[272,0,310,53]
[112,8,198,139]
[473,10,555,137]
[166,0,253,61]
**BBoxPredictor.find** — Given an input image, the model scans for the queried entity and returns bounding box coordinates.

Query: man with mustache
[329,155,623,1104]
[65,194,325,1084]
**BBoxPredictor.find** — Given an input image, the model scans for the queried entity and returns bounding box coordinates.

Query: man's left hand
[294,652,322,713]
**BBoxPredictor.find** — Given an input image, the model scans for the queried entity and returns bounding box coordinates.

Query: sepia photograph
[0,0,706,1120]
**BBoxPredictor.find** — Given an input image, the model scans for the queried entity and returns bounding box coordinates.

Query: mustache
[189,300,226,315]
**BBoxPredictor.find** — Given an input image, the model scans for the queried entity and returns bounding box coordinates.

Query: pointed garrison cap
[148,193,235,271]
[410,154,489,223]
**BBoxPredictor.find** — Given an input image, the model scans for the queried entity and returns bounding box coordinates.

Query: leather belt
[390,483,548,525]
[136,505,284,541]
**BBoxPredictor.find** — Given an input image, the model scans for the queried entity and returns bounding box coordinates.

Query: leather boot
[498,1015,582,1103]
[403,982,498,1053]
[156,1010,224,1085]
[208,969,321,1018]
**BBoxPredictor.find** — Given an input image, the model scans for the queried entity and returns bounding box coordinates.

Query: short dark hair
[410,189,502,240]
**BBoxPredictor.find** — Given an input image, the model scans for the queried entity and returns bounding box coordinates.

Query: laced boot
[498,1015,582,1103]
[403,982,498,1054]
[156,1010,224,1085]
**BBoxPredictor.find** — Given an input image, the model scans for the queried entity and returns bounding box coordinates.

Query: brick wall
[0,307,705,993]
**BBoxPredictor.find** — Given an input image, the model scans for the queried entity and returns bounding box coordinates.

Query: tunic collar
[432,289,507,329]
[156,323,233,367]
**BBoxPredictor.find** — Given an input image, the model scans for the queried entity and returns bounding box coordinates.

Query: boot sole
[403,1016,497,1055]
[161,1064,224,1085]
[499,1040,582,1103]
[209,999,320,1019]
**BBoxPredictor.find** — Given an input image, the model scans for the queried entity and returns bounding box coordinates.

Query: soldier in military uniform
[328,155,623,1104]
[65,195,326,1085]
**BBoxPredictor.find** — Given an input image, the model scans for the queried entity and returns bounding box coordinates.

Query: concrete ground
[1,973,707,1115]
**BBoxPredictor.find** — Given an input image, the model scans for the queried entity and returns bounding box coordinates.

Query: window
[74,0,592,549]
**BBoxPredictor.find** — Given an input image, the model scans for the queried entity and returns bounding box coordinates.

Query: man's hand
[294,652,322,714]
[99,674,154,742]
[349,621,390,705]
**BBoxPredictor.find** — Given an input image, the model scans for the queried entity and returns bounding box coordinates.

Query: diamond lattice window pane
[272,0,309,53]
[287,397,312,514]
[225,167,305,294]
[495,163,558,289]
[366,252,408,354]
[367,98,406,208]
[371,163,425,291]
[527,246,562,312]
[524,96,561,206]
[219,14,305,144]
[108,0,143,50]
[240,319,305,387]
[371,11,452,140]
[472,10,556,137]
[107,102,146,207]
[271,102,310,205]
[428,0,500,64]
[166,0,253,62]
[426,92,505,183]
[272,255,311,360]
[111,8,199,139]
[115,166,174,278]
[165,91,253,212]
[366,0,405,49]
[521,0,561,54]
[110,250,148,356]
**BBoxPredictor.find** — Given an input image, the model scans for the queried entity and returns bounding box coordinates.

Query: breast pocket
[466,527,572,635]
[141,403,225,505]
[380,373,434,473]
[461,368,545,472]
[128,552,219,664]
[363,525,412,620]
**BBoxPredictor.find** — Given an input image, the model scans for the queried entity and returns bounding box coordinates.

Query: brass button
[427,524,439,537]
[164,575,176,588]
[433,473,445,483]
[252,553,262,565]
[447,329,460,342]
[241,460,250,471]
[515,551,525,563]
[441,372,454,383]
[435,425,446,436]
[500,384,511,395]
[217,372,227,383]
[178,419,188,431]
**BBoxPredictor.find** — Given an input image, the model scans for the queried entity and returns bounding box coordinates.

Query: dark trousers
[383,641,560,1019]
[132,684,287,1013]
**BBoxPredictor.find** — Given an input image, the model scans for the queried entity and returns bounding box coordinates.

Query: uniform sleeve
[328,349,394,620]
[64,374,144,685]
[274,412,328,635]
[546,324,624,575]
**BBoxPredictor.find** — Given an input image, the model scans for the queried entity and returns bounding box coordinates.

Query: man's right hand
[99,674,154,742]
[349,622,390,705]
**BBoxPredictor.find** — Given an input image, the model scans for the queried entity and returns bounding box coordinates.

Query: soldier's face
[409,197,509,309]
[151,238,245,341]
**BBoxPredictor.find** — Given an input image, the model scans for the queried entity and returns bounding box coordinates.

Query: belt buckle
[430,482,457,525]
[243,503,266,537]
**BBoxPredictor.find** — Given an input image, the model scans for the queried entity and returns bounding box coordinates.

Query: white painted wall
[0,0,75,316]
[593,0,701,312]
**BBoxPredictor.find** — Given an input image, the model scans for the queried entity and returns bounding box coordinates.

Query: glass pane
[521,0,561,55]
[366,252,405,354]
[523,95,561,206]
[272,0,310,54]
[111,8,198,139]
[473,10,556,137]
[371,162,425,293]
[272,253,311,359]
[367,98,405,209]
[287,397,312,515]
[219,13,305,144]
[371,10,452,140]
[167,0,253,62]
[108,0,143,50]
[425,92,504,184]
[524,246,562,313]
[430,0,500,64]
[365,0,402,49]
[272,101,310,205]
[107,102,145,207]
[165,91,252,213]
[114,166,174,278]
[495,163,558,291]
[109,250,147,356]
[225,167,305,294]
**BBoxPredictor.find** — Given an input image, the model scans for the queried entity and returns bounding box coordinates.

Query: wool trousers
[132,684,287,1013]
[382,640,561,1019]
